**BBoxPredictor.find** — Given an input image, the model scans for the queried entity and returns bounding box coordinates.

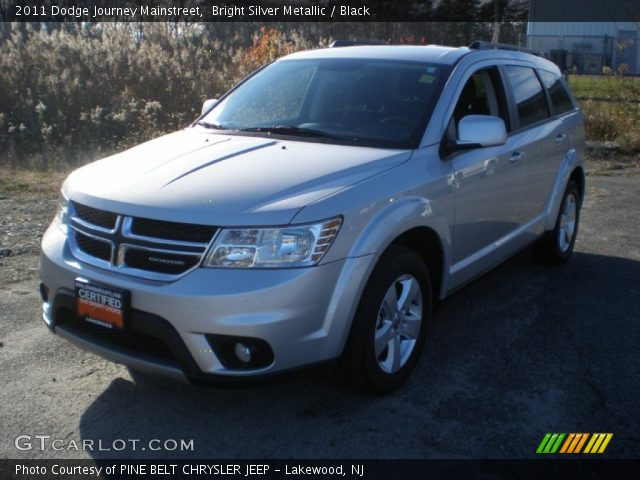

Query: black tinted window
[539,70,575,115]
[505,66,549,129]
[453,68,510,130]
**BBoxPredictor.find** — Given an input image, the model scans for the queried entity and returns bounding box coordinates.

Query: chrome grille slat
[74,231,112,262]
[124,248,201,275]
[68,202,218,281]
[130,216,217,244]
[73,203,118,230]
[70,215,120,235]
[121,217,208,249]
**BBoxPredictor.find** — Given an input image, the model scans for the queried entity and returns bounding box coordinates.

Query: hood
[64,129,412,226]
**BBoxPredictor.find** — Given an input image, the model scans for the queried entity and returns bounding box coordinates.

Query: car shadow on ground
[78,250,640,459]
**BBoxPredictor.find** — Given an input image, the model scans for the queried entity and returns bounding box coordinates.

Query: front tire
[345,246,432,393]
[533,180,581,265]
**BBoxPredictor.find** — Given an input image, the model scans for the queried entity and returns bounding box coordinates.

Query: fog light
[205,334,274,370]
[235,342,252,363]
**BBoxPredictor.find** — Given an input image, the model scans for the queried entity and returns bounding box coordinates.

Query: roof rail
[329,39,388,48]
[468,41,543,57]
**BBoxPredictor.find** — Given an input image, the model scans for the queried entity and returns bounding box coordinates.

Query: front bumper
[39,224,373,383]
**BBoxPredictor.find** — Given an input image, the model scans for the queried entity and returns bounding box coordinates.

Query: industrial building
[526,0,640,74]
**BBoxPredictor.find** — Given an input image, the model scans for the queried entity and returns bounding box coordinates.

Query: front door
[445,67,530,284]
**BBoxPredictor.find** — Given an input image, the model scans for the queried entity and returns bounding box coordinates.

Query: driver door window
[446,68,510,141]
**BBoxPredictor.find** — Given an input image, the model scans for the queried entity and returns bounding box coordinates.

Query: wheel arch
[569,165,586,206]
[388,227,445,302]
[544,151,585,231]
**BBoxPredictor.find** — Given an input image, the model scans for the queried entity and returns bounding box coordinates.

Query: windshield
[199,58,451,149]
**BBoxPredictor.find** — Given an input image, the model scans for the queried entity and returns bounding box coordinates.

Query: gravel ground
[0,168,638,460]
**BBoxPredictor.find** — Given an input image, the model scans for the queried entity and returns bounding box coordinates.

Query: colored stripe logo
[537,433,613,454]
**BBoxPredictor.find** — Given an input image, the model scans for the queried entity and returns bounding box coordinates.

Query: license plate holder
[75,279,129,331]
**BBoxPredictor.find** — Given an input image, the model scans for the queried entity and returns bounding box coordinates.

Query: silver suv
[39,42,585,392]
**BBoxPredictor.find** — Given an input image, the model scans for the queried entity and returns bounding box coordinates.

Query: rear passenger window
[539,70,575,115]
[504,66,549,129]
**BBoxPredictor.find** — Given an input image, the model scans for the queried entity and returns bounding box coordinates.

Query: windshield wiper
[195,120,226,130]
[239,125,342,140]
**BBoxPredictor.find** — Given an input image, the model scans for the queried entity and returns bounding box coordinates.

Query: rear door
[537,68,582,203]
[501,64,554,223]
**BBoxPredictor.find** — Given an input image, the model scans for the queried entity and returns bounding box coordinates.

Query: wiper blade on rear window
[239,125,342,140]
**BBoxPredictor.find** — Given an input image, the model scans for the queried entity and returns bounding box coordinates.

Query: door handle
[555,133,567,144]
[450,170,464,189]
[508,152,524,163]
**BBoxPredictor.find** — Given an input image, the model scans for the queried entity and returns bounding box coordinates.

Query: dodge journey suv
[40,41,585,392]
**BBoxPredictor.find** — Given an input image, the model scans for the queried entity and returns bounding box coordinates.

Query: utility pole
[492,0,501,43]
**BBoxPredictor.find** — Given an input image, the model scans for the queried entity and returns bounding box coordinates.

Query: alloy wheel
[374,274,423,374]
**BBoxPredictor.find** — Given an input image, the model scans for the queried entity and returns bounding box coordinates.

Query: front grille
[124,248,200,275]
[131,217,217,243]
[73,202,118,230]
[68,202,217,279]
[75,232,111,261]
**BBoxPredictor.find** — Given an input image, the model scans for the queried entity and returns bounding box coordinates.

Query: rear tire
[533,180,581,265]
[345,245,432,393]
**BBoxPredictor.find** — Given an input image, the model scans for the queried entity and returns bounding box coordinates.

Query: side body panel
[420,52,585,294]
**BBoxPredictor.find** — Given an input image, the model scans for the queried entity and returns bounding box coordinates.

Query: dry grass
[0,169,70,195]
[568,75,640,152]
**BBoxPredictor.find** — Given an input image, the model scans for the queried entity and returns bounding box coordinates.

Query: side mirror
[201,98,218,115]
[451,115,507,150]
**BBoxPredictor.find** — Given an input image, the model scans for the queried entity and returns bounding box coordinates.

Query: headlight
[203,217,342,268]
[54,192,69,234]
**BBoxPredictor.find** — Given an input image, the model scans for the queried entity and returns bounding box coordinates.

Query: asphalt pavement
[1,174,638,459]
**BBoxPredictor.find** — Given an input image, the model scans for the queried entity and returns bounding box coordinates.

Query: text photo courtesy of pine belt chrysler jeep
[39,41,585,393]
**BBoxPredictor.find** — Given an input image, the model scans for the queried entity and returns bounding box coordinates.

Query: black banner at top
[1,0,640,22]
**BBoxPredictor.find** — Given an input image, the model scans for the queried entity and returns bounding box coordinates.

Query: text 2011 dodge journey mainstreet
[40,41,585,392]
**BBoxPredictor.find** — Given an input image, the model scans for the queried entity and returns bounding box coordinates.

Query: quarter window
[539,70,575,116]
[504,66,549,129]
